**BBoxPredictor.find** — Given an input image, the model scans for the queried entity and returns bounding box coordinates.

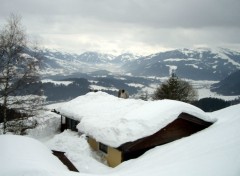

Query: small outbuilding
[55,92,214,167]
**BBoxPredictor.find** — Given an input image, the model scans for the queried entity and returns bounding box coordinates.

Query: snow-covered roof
[0,135,68,176]
[56,91,214,147]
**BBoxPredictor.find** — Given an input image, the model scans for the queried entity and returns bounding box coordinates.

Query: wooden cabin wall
[107,147,122,167]
[121,117,211,161]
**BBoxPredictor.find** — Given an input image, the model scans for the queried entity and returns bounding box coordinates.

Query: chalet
[54,92,214,167]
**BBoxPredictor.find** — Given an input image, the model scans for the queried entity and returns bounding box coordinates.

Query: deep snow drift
[0,135,68,176]
[111,104,240,176]
[1,100,240,176]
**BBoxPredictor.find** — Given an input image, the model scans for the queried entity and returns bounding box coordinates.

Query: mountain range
[123,48,240,80]
[31,47,240,81]
[14,47,240,101]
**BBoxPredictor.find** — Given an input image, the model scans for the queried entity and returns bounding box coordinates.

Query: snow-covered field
[1,99,240,176]
[190,80,239,100]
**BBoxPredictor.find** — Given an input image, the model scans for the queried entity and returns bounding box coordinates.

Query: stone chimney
[118,89,129,99]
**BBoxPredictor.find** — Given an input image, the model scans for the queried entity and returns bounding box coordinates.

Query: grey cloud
[0,0,239,54]
[1,0,240,28]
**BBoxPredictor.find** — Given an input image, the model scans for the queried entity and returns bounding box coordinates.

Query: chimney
[118,89,129,99]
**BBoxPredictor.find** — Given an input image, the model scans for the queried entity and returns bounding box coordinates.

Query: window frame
[99,142,108,154]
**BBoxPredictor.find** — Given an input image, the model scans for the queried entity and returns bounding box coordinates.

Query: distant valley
[21,47,240,102]
[32,47,240,81]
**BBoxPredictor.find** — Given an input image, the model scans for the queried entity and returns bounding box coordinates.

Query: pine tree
[153,74,198,103]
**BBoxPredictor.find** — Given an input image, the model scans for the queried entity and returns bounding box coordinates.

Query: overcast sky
[1,0,240,55]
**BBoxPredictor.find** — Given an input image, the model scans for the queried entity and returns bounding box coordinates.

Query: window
[66,117,79,132]
[72,120,79,132]
[99,143,108,154]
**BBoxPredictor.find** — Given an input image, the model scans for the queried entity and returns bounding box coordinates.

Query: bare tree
[0,14,43,134]
[153,73,198,103]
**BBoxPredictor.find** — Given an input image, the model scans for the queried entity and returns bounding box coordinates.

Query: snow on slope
[212,48,240,67]
[112,104,240,176]
[1,102,240,176]
[0,135,69,176]
[37,102,240,176]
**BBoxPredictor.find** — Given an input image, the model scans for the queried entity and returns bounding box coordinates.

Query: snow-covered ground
[112,104,240,176]
[0,134,70,176]
[197,88,239,101]
[190,80,239,100]
[1,100,240,176]
[46,130,112,174]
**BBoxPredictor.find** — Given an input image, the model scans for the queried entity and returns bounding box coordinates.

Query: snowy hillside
[1,101,240,176]
[123,48,240,80]
[77,52,115,64]
[23,47,240,81]
[113,104,240,176]
[112,53,142,64]
[37,49,123,75]
[211,70,240,95]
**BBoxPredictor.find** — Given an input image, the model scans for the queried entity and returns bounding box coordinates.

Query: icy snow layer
[56,92,214,147]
